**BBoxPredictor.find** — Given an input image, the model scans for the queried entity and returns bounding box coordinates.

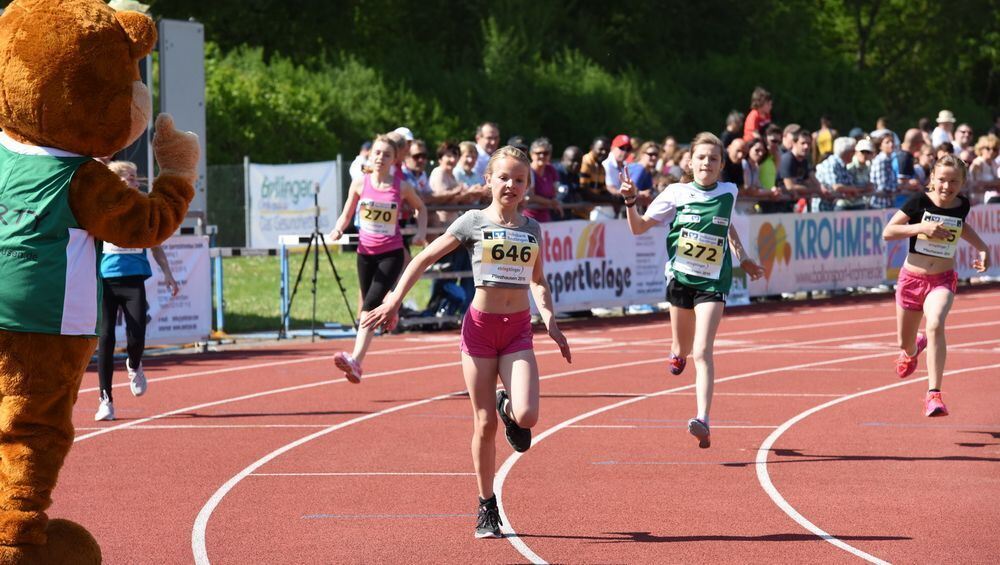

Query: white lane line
[189,355,671,565]
[250,472,475,477]
[186,314,999,563]
[301,513,475,520]
[566,425,778,429]
[78,340,462,395]
[494,337,1000,564]
[755,359,1000,565]
[80,301,1000,397]
[75,424,340,430]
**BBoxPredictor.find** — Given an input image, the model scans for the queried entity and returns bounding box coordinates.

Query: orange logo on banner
[575,223,606,259]
[757,222,791,281]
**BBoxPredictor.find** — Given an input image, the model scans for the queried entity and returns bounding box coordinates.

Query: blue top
[100,242,153,279]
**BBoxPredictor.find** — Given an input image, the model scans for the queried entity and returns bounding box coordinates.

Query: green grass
[215,250,430,334]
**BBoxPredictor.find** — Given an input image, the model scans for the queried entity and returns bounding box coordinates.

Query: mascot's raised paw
[0,520,100,565]
[152,113,200,183]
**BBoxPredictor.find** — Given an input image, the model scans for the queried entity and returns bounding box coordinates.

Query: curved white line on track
[495,337,1000,564]
[79,340,462,394]
[755,359,1000,564]
[78,301,1000,397]
[189,355,680,564]
[183,317,1000,563]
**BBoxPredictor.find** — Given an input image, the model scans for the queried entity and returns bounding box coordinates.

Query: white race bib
[914,211,962,259]
[480,229,538,285]
[359,199,398,236]
[103,242,144,255]
[674,228,725,279]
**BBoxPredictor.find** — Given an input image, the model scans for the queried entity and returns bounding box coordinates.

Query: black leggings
[357,248,405,312]
[97,276,148,401]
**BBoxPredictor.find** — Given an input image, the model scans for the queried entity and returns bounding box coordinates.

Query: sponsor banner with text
[539,220,668,312]
[247,161,340,248]
[746,210,887,295]
[113,235,211,346]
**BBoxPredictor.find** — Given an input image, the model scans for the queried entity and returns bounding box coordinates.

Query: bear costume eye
[115,10,157,60]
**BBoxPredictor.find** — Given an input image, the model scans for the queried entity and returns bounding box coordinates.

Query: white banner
[745,209,888,295]
[247,160,340,248]
[539,220,668,312]
[950,204,1000,279]
[114,235,211,346]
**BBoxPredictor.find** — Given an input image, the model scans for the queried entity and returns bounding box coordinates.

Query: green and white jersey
[645,181,738,294]
[0,133,99,336]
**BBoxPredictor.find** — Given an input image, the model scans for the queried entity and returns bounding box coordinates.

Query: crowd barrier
[209,203,1000,336]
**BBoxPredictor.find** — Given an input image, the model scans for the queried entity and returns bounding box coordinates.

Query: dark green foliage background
[5,0,999,163]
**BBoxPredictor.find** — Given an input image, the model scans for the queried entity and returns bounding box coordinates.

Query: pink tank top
[356,173,403,255]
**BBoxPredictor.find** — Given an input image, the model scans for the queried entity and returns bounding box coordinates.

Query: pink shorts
[895,267,957,312]
[460,307,533,358]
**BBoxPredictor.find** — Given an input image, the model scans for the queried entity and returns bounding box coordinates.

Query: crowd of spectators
[350,87,1000,225]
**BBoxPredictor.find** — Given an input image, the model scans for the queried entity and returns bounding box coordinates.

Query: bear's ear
[115,11,157,60]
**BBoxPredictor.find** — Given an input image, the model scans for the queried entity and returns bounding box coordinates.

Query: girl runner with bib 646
[619,132,764,449]
[365,145,571,540]
[882,154,990,417]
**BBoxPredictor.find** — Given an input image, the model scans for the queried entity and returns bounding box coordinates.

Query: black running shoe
[475,496,503,539]
[496,389,531,452]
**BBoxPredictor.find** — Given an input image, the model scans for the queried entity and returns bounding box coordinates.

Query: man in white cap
[931,110,956,149]
[393,126,415,158]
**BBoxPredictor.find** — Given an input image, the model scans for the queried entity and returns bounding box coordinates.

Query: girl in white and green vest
[620,132,765,449]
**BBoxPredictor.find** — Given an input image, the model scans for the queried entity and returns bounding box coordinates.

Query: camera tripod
[279,188,356,341]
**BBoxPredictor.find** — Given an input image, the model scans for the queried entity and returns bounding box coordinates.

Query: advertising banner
[746,210,887,295]
[113,235,211,346]
[540,220,668,312]
[247,161,340,248]
[956,204,1000,279]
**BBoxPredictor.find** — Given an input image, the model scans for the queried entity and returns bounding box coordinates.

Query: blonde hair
[689,132,724,158]
[974,134,999,155]
[107,160,137,176]
[484,145,530,177]
[933,153,968,184]
[459,140,477,156]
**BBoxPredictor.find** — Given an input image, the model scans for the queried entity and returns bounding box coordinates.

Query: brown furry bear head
[0,0,157,157]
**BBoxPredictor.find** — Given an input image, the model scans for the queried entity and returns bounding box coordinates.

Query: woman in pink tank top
[329,134,427,383]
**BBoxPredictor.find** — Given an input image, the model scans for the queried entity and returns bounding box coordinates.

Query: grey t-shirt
[446,209,542,288]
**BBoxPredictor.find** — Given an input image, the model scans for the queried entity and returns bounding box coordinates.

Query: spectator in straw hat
[931,110,956,148]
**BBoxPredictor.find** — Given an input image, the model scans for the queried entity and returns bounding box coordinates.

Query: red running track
[53,286,1000,564]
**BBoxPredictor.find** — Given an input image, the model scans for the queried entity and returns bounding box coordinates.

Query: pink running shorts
[895,267,958,312]
[460,307,533,358]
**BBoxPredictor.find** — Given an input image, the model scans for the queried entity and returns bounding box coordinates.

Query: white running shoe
[127,358,147,397]
[94,392,115,421]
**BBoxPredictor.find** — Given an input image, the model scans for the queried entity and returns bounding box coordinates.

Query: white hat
[935,110,956,124]
[856,139,874,153]
[393,126,415,141]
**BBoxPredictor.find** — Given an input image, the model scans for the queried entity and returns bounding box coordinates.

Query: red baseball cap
[611,134,632,150]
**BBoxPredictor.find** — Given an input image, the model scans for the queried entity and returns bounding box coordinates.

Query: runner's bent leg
[498,349,539,429]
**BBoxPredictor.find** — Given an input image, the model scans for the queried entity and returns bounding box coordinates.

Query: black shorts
[666,278,726,309]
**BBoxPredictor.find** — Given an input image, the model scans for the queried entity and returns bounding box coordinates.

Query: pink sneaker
[895,333,927,379]
[924,391,948,417]
[668,354,687,376]
[334,352,362,383]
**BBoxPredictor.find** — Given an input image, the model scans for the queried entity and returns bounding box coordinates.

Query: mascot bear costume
[0,0,198,562]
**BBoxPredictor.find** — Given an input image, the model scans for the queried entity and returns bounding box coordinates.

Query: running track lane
[493,305,1000,560]
[180,294,1000,555]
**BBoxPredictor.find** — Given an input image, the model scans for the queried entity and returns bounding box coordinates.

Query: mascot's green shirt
[644,181,738,294]
[0,132,99,336]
